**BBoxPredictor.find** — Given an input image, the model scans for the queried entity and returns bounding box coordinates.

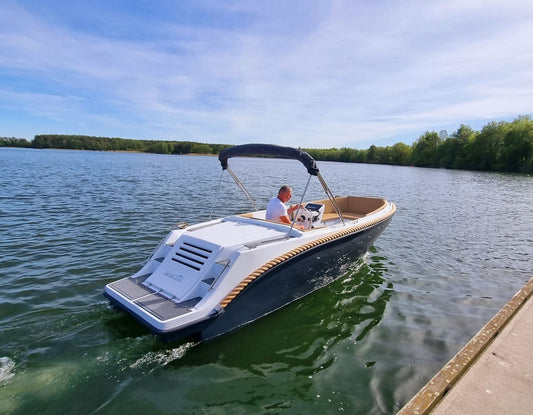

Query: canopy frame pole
[209,170,225,220]
[318,172,345,225]
[226,166,258,211]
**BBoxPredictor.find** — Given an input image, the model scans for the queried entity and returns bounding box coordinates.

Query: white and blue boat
[104,144,396,341]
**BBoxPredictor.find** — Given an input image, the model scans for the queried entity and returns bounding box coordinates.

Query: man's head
[278,185,292,203]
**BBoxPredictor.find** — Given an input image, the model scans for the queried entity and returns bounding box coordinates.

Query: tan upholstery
[312,196,386,221]
[239,196,386,223]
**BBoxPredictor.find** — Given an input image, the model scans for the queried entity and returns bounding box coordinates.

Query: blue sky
[1,0,532,148]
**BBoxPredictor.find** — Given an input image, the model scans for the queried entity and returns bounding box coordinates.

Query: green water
[1,148,531,414]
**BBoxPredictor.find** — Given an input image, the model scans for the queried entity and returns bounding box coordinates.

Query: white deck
[186,216,303,247]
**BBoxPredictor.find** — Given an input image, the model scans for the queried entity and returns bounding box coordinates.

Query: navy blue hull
[158,217,392,342]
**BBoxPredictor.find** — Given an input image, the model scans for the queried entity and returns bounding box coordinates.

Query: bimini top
[218,144,320,176]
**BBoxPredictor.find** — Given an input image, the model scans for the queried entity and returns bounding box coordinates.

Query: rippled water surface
[1,148,531,414]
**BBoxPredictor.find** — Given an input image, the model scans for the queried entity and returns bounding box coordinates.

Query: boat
[104,144,396,341]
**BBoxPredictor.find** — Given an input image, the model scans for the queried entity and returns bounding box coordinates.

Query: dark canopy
[218,144,319,176]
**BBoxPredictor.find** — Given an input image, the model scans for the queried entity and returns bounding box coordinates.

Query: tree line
[1,115,532,173]
[0,134,230,155]
[303,115,532,174]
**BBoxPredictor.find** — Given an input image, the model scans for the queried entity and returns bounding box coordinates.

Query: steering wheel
[294,207,313,230]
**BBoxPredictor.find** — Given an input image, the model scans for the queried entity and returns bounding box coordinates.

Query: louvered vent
[171,241,212,271]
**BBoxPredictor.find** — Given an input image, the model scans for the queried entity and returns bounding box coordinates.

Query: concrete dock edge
[397,277,533,415]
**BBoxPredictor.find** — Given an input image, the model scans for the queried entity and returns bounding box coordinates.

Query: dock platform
[398,277,533,415]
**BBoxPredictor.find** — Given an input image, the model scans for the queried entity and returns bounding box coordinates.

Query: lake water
[1,148,531,414]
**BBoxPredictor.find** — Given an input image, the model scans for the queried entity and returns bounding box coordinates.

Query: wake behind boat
[104,144,396,341]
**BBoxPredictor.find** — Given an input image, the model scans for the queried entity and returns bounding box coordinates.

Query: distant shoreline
[3,147,217,156]
[2,117,533,174]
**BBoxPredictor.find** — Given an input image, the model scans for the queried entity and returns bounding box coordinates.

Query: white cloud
[1,0,532,146]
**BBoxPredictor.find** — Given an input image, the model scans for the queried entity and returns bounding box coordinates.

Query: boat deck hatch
[109,276,152,300]
[134,294,201,320]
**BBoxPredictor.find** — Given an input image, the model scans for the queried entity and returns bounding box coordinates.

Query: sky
[1,0,532,149]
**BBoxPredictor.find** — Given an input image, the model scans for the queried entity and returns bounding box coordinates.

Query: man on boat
[266,185,302,225]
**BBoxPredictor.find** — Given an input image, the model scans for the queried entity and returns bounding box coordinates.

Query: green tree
[437,124,476,169]
[338,147,357,162]
[366,145,378,164]
[147,141,172,154]
[411,131,441,167]
[190,143,213,154]
[0,137,31,147]
[390,142,412,166]
[451,124,476,170]
[468,121,509,171]
[499,116,533,173]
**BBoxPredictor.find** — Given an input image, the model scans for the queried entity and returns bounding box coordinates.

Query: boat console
[305,203,325,224]
[294,203,325,229]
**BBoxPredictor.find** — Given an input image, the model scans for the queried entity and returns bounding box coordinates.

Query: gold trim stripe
[219,204,396,308]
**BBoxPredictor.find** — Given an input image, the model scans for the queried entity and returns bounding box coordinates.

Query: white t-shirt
[265,197,287,221]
